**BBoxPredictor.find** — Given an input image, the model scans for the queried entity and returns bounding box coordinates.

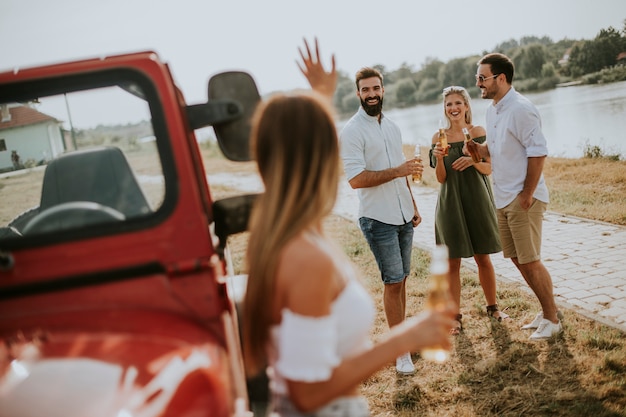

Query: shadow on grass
[452,319,623,417]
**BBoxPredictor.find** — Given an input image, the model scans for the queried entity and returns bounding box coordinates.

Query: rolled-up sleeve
[340,125,366,181]
[513,101,548,158]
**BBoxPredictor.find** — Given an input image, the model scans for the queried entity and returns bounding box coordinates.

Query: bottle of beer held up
[420,245,452,363]
[438,120,449,156]
[412,144,422,184]
[463,127,481,163]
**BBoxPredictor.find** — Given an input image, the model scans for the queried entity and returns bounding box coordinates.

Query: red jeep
[0,51,262,416]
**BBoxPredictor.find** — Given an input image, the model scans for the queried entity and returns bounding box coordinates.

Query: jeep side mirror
[186,71,260,162]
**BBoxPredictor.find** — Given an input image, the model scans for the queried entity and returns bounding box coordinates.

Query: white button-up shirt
[486,87,550,209]
[340,107,414,225]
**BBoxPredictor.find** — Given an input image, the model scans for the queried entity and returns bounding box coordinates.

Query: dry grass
[225,216,626,417]
[542,157,626,225]
[209,144,626,417]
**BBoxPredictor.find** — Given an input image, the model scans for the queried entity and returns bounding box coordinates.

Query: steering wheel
[22,201,126,235]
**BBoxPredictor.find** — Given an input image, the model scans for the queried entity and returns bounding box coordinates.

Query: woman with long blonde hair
[242,38,453,417]
[430,86,506,335]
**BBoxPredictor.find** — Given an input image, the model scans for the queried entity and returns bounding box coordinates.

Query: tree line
[331,20,626,117]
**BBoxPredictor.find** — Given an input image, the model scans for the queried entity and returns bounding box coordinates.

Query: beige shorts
[497,198,547,265]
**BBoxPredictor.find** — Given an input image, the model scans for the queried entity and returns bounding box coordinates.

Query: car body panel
[0,51,255,416]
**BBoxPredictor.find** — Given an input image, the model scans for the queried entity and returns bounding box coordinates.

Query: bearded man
[339,67,424,375]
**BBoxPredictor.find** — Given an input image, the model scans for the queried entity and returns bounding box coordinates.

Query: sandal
[450,313,463,335]
[486,304,509,322]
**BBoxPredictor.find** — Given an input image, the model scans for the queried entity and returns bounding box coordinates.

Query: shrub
[582,141,622,160]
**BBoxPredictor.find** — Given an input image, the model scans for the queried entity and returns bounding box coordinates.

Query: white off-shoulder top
[267,257,375,395]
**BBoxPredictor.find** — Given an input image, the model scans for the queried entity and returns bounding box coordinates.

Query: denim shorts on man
[358,217,413,284]
[497,197,547,265]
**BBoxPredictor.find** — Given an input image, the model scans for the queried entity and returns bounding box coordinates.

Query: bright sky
[2,0,625,103]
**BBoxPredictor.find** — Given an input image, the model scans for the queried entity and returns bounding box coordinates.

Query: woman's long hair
[242,93,340,376]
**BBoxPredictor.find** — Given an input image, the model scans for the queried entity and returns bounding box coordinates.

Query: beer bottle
[421,245,451,363]
[438,120,449,156]
[412,144,422,184]
[463,127,481,163]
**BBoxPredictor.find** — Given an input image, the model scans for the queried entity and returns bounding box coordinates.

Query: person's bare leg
[447,258,463,334]
[512,258,559,323]
[475,254,496,305]
[386,278,414,373]
[401,276,407,319]
[476,254,507,320]
[448,258,462,314]
[383,279,406,328]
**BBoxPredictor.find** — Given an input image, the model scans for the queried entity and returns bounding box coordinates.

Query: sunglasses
[475,74,500,83]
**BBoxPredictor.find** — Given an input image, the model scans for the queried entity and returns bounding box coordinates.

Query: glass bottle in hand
[412,144,422,184]
[421,245,452,363]
[438,120,449,156]
[463,127,481,163]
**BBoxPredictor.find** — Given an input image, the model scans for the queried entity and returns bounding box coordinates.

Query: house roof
[0,105,58,131]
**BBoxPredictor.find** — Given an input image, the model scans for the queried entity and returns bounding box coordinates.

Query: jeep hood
[0,328,232,417]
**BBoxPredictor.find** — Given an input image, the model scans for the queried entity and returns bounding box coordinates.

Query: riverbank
[378,80,626,160]
[201,144,626,226]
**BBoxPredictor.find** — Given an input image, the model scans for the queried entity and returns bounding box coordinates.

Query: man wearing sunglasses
[469,53,563,341]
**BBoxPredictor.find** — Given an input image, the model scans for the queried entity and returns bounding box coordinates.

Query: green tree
[538,62,560,89]
[441,56,479,89]
[394,78,417,108]
[414,77,441,103]
[520,35,553,47]
[418,57,444,81]
[388,63,414,84]
[441,57,467,88]
[519,44,547,79]
[569,26,624,76]
[493,38,519,53]
[567,42,589,77]
[340,93,359,117]
[593,27,624,68]
[334,70,355,115]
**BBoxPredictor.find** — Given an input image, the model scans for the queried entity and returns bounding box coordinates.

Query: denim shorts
[358,217,413,284]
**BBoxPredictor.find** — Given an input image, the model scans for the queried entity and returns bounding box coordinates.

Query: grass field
[203,144,626,417]
[223,213,626,417]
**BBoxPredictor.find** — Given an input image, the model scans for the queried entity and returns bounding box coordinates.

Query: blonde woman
[241,39,453,417]
[430,86,506,335]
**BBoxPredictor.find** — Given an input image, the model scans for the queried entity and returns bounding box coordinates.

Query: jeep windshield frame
[0,67,178,250]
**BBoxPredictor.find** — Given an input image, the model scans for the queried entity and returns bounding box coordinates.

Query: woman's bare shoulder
[276,234,339,315]
[470,125,486,137]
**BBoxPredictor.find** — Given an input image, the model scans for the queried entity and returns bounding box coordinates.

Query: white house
[0,104,66,171]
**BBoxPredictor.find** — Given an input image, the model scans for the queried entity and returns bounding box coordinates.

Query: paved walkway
[209,173,626,334]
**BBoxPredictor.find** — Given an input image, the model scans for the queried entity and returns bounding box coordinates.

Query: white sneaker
[521,311,565,330]
[395,353,415,375]
[529,319,563,340]
[521,312,544,329]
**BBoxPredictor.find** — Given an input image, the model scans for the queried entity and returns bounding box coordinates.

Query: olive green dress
[429,137,501,259]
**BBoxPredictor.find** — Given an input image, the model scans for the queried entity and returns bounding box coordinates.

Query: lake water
[350,80,626,159]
